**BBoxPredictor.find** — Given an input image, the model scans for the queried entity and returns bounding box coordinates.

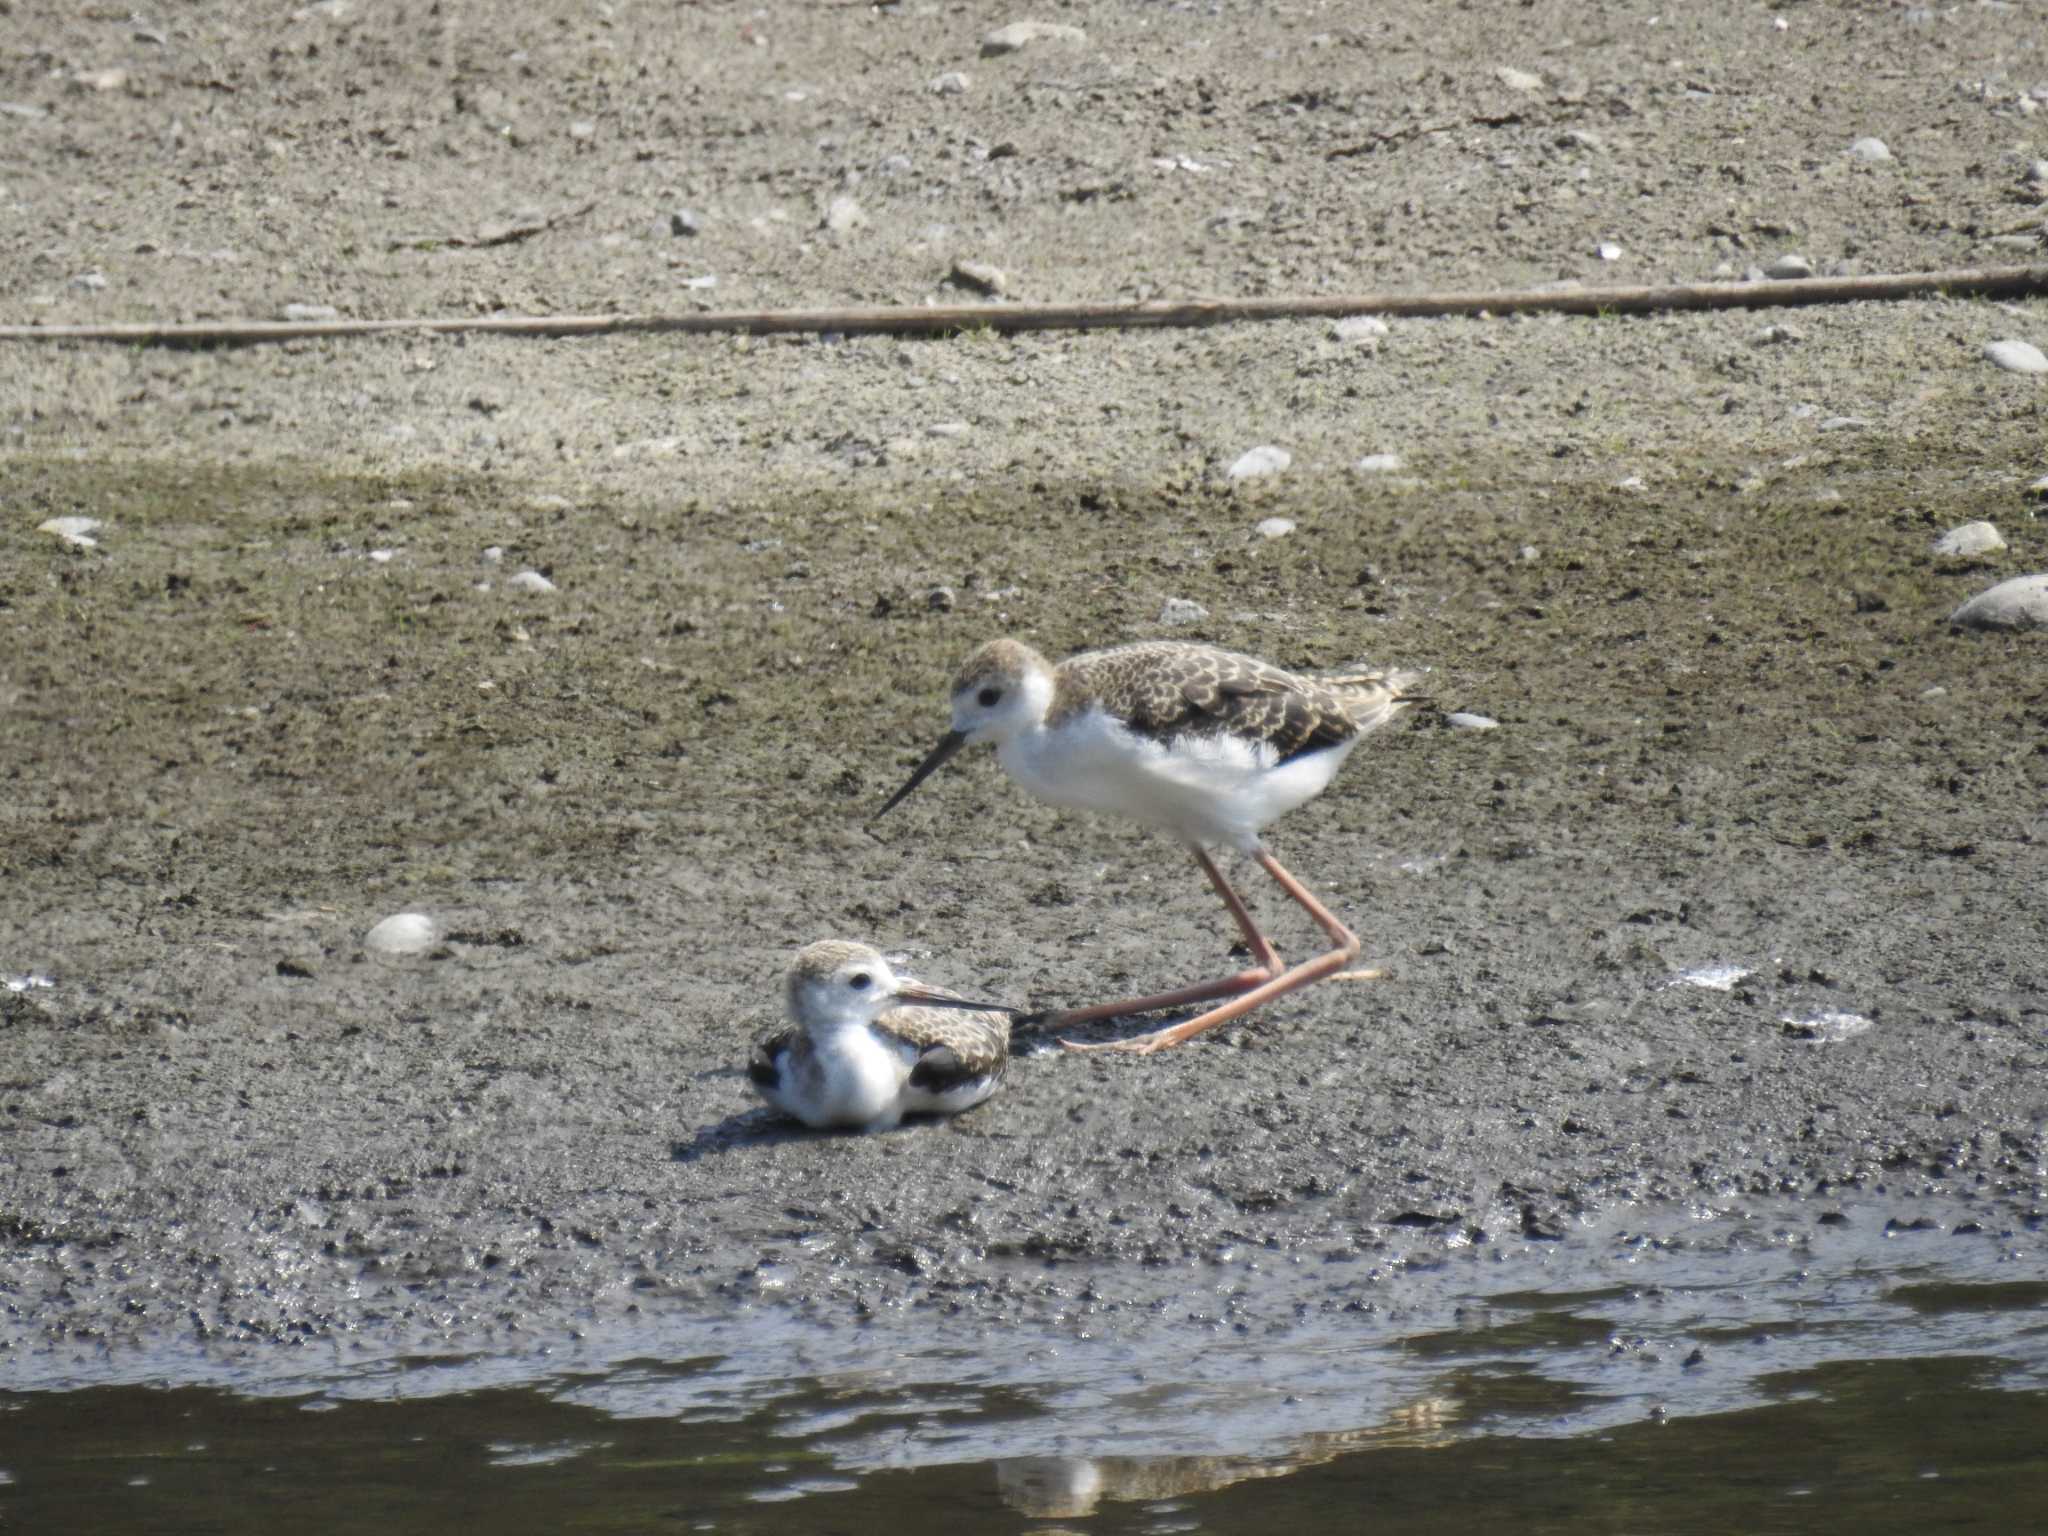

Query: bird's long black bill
[893,983,1016,1014]
[876,729,967,819]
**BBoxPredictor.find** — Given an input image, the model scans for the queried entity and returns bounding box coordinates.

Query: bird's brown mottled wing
[747,1028,795,1091]
[876,995,1012,1081]
[1061,643,1395,762]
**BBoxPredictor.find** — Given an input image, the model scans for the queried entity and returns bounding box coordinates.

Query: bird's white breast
[779,1025,916,1130]
[1000,708,1356,850]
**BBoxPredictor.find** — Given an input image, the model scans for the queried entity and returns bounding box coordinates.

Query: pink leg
[1063,848,1365,1055]
[1043,847,1283,1028]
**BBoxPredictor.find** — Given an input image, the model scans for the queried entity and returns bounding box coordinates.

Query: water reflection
[2,1208,2045,1531]
[995,1396,1459,1518]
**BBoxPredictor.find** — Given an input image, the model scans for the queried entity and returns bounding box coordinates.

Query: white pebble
[1446,712,1500,731]
[928,71,971,95]
[1949,572,2048,630]
[950,258,1007,295]
[1495,66,1545,93]
[507,569,557,594]
[926,421,971,438]
[1595,241,1623,262]
[1255,517,1296,540]
[368,548,397,563]
[1159,597,1208,626]
[1763,254,1814,279]
[1932,521,2005,559]
[981,21,1086,56]
[1227,445,1291,481]
[365,912,439,957]
[2028,475,2048,502]
[1332,315,1389,343]
[823,195,865,233]
[37,516,101,548]
[482,546,504,562]
[1781,1009,1874,1043]
[281,302,340,322]
[1354,452,1404,474]
[1847,136,1892,163]
[1983,338,2048,375]
[1673,964,1750,992]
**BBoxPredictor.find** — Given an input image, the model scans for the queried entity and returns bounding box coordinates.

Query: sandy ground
[3,2,2046,1369]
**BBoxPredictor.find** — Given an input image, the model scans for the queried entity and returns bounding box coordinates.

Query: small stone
[365,912,439,957]
[1255,517,1296,540]
[482,546,504,563]
[1752,323,1803,346]
[1984,338,2048,375]
[926,421,970,438]
[1949,572,2048,630]
[670,208,702,237]
[568,119,596,141]
[950,258,1007,295]
[1355,452,1405,474]
[929,71,971,95]
[74,67,129,92]
[1332,315,1389,343]
[1848,136,1892,163]
[507,569,557,594]
[824,195,866,233]
[1596,241,1623,262]
[1932,522,2006,559]
[281,303,339,322]
[37,516,101,548]
[1495,66,1545,93]
[1159,597,1209,626]
[926,586,956,612]
[1818,416,1870,432]
[2026,160,2048,187]
[1227,445,1291,481]
[1446,712,1500,731]
[2027,474,2048,502]
[1764,254,1814,279]
[980,21,1086,56]
[70,270,108,291]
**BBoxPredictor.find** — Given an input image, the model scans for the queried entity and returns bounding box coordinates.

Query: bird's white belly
[1002,711,1355,849]
[782,1027,914,1130]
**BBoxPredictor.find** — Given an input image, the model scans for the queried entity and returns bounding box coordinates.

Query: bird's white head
[946,638,1055,746]
[785,940,904,1032]
[875,638,1055,820]
[784,939,1015,1030]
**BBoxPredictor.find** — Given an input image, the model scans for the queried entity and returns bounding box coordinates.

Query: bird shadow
[670,1105,815,1163]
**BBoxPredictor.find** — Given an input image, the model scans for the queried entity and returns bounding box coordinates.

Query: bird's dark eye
[977,687,1002,708]
[847,972,872,991]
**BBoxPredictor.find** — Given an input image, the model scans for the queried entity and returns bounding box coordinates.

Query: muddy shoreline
[4,2,2047,1374]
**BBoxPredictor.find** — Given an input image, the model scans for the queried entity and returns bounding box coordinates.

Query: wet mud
[1,0,2045,1388]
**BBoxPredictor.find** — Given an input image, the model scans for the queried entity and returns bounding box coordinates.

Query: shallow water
[5,1202,2042,1532]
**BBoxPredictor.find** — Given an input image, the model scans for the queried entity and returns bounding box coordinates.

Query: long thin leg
[1063,848,1366,1055]
[1037,846,1283,1028]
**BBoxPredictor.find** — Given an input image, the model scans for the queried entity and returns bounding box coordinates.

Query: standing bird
[748,940,1016,1131]
[877,639,1425,1054]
